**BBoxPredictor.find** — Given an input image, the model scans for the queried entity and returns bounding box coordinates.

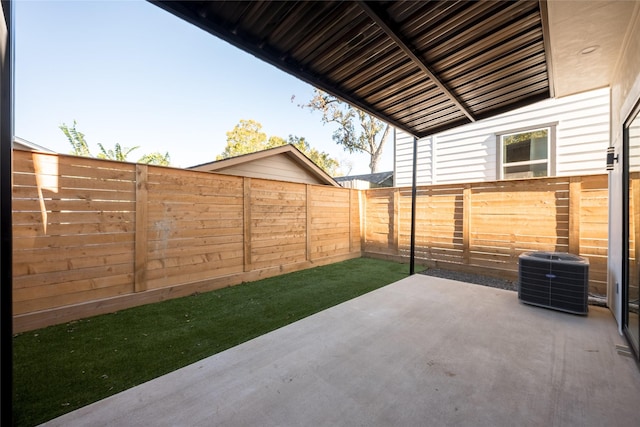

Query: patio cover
[151,0,552,139]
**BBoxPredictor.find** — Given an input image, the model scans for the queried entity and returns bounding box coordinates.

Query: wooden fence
[363,175,609,296]
[12,150,611,332]
[12,151,361,332]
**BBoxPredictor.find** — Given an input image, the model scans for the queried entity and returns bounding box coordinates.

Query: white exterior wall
[395,87,610,187]
[609,4,640,330]
[395,130,433,185]
[337,179,373,189]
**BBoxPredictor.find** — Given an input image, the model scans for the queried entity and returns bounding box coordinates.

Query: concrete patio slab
[41,275,640,427]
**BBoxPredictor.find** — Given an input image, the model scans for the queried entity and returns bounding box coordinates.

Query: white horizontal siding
[338,179,372,189]
[395,130,433,185]
[434,132,496,184]
[554,89,610,176]
[394,87,610,186]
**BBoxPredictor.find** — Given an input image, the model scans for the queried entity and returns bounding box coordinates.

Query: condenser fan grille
[518,252,589,315]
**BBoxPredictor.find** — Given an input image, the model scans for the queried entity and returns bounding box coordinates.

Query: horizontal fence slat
[12,151,361,331]
[365,174,609,297]
[10,150,612,333]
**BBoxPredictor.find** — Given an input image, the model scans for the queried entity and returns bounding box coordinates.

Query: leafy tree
[60,120,92,157]
[138,152,171,166]
[59,121,171,166]
[217,119,271,160]
[97,142,140,162]
[300,88,390,173]
[218,119,340,175]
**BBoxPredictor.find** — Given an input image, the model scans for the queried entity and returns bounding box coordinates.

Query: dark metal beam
[1,1,13,424]
[358,0,476,123]
[409,135,418,275]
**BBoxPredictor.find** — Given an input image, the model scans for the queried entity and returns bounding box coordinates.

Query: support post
[1,1,13,423]
[410,136,418,275]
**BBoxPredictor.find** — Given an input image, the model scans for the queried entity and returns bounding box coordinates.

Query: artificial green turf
[13,257,410,426]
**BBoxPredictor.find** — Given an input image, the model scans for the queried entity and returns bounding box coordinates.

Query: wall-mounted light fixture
[606,146,619,171]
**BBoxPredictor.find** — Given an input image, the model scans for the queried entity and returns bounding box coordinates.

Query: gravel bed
[419,268,518,291]
[419,268,608,307]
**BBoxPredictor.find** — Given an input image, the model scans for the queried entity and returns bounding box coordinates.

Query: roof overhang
[544,0,637,98]
[189,144,340,186]
[151,0,552,139]
[151,1,637,138]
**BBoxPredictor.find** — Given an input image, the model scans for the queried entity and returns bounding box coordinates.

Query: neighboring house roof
[334,171,394,189]
[13,136,55,153]
[189,144,339,187]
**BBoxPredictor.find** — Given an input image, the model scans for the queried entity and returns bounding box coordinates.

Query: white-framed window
[498,126,555,179]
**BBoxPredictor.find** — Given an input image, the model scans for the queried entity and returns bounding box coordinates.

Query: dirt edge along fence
[12,150,361,332]
[362,175,609,297]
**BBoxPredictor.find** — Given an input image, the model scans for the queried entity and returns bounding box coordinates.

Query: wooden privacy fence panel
[12,152,137,315]
[12,151,360,332]
[363,189,397,256]
[143,167,245,290]
[249,179,307,270]
[399,185,465,265]
[309,186,354,259]
[364,175,609,296]
[577,175,610,293]
[467,178,570,269]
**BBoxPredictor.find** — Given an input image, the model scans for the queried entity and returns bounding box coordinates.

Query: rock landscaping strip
[419,268,517,291]
[419,268,608,307]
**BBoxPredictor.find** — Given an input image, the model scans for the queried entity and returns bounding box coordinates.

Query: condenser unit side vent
[518,251,589,315]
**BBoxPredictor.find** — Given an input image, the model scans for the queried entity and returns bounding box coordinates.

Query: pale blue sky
[14,0,394,174]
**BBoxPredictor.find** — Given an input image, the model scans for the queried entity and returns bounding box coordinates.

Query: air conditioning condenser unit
[518,251,589,315]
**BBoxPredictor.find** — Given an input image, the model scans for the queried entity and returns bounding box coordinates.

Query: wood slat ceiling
[152,0,551,138]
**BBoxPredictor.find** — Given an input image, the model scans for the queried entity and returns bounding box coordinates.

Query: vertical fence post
[134,164,148,292]
[349,188,355,253]
[360,189,367,252]
[393,188,400,255]
[243,177,252,272]
[569,177,581,255]
[307,184,312,260]
[463,184,471,265]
